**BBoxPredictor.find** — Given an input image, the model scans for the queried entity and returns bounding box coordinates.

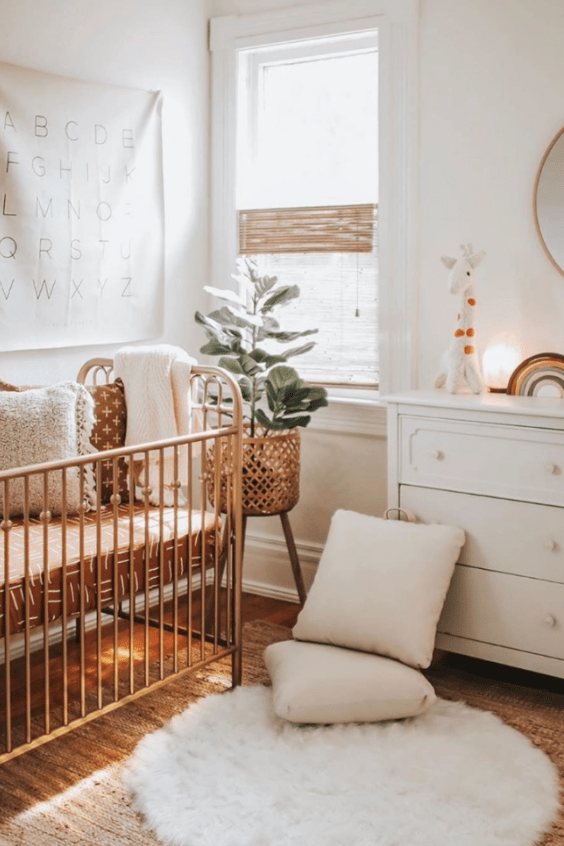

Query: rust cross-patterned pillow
[87,380,129,503]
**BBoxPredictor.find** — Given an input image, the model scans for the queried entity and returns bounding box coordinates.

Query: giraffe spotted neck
[453,286,477,356]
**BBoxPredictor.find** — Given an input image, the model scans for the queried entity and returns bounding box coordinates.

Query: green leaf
[280,387,313,407]
[238,376,253,402]
[255,274,278,298]
[249,348,289,368]
[255,316,281,342]
[279,414,312,429]
[307,397,327,411]
[266,364,303,393]
[195,310,222,332]
[217,356,245,376]
[255,408,312,431]
[277,341,317,360]
[218,354,263,378]
[239,354,264,377]
[204,285,247,307]
[195,310,243,342]
[304,391,329,412]
[253,408,289,430]
[208,306,262,332]
[258,328,318,343]
[199,337,240,357]
[264,379,278,412]
[206,307,235,326]
[283,389,328,414]
[307,386,329,401]
[260,285,300,313]
[254,408,278,429]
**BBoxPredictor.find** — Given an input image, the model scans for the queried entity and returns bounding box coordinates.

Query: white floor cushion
[264,639,437,724]
[292,509,465,669]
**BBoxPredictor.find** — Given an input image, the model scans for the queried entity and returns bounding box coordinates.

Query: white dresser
[386,389,564,678]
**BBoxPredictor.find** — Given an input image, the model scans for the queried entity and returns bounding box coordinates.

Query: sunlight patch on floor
[16,764,116,820]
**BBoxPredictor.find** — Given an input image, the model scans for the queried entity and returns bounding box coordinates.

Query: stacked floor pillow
[264,509,465,724]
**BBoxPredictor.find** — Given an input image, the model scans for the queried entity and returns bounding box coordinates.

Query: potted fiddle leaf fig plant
[195,257,328,515]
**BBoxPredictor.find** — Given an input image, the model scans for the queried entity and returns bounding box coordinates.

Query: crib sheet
[0,504,221,637]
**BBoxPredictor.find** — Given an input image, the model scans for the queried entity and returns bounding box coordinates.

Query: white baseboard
[241,530,323,602]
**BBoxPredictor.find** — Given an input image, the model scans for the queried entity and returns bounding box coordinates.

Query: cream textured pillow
[265,639,437,724]
[0,382,97,518]
[293,510,465,669]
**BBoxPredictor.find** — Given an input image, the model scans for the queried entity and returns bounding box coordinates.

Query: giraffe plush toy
[435,243,486,394]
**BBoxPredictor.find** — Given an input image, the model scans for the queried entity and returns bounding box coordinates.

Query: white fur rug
[124,685,559,846]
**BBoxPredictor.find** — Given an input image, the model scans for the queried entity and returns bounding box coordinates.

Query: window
[210,0,418,398]
[236,35,378,387]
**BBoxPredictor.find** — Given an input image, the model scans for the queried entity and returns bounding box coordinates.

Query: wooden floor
[0,590,299,748]
[2,589,560,746]
[240,590,299,628]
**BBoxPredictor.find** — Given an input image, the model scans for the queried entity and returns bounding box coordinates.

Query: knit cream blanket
[114,345,197,506]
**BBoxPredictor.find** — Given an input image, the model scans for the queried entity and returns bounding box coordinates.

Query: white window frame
[209,0,419,403]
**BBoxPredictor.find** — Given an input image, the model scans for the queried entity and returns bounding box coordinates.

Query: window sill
[307,392,387,437]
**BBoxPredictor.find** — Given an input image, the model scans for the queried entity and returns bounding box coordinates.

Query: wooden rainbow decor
[507,352,564,397]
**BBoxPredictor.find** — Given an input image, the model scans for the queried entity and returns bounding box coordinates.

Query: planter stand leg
[279,511,307,606]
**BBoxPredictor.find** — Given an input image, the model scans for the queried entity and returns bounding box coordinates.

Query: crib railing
[0,364,243,763]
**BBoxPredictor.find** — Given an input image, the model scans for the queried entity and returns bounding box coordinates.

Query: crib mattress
[0,504,221,637]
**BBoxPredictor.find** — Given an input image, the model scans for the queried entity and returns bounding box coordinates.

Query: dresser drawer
[399,415,564,504]
[400,485,564,583]
[438,566,564,660]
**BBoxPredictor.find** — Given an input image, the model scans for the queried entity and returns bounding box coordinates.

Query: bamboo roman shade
[235,203,379,387]
[238,204,377,255]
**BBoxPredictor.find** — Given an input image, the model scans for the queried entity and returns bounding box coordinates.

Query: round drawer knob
[545,462,558,475]
[429,449,442,460]
[543,539,557,552]
[544,614,557,628]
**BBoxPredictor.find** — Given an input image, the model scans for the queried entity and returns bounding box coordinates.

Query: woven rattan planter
[208,427,300,516]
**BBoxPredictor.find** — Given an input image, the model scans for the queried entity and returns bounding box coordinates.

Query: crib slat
[42,472,50,736]
[128,458,135,696]
[61,470,69,727]
[95,467,103,711]
[199,466,207,663]
[212,435,221,649]
[78,471,86,718]
[3,480,12,754]
[143,450,151,687]
[158,447,165,681]
[111,457,119,702]
[23,477,31,744]
[225,456,233,650]
[233,452,244,686]
[186,440,193,668]
[171,447,179,675]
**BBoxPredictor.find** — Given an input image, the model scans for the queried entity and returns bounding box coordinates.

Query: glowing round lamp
[482,343,521,393]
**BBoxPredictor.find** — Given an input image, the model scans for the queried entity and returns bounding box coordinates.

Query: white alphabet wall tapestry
[0,61,164,350]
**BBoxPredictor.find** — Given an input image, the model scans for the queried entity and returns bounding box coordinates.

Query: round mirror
[534,126,564,276]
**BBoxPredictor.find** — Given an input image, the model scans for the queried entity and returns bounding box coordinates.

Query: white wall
[418,0,564,389]
[242,409,388,599]
[0,0,211,386]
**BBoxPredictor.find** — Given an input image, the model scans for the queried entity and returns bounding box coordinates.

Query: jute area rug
[0,621,562,846]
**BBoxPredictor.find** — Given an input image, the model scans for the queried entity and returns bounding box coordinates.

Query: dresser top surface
[384,389,564,421]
